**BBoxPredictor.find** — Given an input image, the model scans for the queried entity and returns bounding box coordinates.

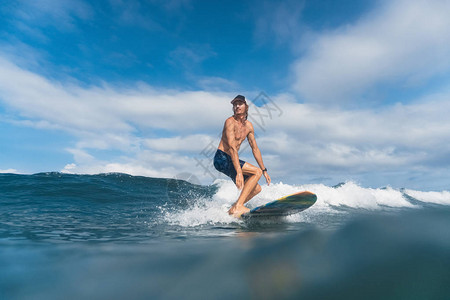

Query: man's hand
[235,172,244,190]
[263,171,271,185]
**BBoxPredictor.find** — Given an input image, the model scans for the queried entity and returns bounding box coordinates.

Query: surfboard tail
[242,191,317,219]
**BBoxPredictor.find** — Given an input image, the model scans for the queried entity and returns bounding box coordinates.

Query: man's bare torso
[218,116,252,155]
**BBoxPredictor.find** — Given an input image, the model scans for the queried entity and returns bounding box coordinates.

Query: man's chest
[234,124,249,141]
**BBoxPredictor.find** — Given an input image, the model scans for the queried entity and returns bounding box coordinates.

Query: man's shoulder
[245,120,254,131]
[224,116,235,126]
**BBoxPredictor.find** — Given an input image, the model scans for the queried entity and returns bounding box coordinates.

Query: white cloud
[65,148,96,165]
[196,76,240,91]
[0,54,230,179]
[168,44,217,73]
[61,148,200,179]
[143,134,218,153]
[253,0,305,45]
[13,0,93,32]
[0,169,19,174]
[1,54,450,188]
[242,92,450,187]
[0,56,229,136]
[292,0,450,104]
[109,0,163,31]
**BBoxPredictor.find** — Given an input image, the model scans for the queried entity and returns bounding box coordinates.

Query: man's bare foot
[228,205,250,217]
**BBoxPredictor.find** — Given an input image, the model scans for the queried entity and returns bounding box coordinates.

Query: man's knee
[243,163,262,178]
[255,167,262,178]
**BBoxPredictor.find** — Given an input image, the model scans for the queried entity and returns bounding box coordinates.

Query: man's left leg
[228,163,262,216]
[244,183,261,204]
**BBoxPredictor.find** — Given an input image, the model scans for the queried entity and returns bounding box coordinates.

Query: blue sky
[1,0,450,190]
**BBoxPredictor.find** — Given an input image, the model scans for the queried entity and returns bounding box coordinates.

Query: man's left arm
[247,125,271,185]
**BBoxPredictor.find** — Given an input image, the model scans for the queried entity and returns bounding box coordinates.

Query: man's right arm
[224,119,244,189]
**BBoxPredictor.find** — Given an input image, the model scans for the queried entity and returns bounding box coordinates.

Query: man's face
[233,101,246,114]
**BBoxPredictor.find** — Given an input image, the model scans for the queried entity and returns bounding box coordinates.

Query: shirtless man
[213,95,271,217]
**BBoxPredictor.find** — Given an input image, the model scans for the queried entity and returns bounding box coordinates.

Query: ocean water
[1,173,449,299]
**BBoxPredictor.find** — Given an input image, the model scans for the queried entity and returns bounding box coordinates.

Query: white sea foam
[310,182,415,209]
[163,180,237,227]
[404,189,450,205]
[164,180,449,227]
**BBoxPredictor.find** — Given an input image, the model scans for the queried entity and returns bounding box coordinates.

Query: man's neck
[233,114,246,124]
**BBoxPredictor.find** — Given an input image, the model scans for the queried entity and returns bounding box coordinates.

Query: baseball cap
[231,95,246,104]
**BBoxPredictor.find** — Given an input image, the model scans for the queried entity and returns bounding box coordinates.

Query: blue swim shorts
[213,149,249,184]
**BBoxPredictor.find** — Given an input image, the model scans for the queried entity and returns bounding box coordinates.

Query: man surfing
[213,95,271,217]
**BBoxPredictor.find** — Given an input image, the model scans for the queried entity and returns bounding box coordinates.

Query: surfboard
[240,191,317,219]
